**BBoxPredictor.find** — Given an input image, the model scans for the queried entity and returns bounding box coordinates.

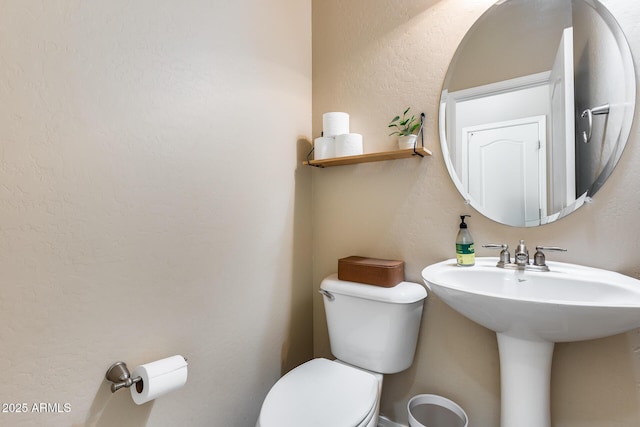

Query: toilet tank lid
[321,273,427,303]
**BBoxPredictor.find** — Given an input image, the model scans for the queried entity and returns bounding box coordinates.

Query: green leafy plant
[388,107,420,137]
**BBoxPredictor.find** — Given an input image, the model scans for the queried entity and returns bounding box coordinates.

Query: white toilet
[256,273,428,427]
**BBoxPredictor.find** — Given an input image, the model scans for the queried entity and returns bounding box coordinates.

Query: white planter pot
[398,134,418,150]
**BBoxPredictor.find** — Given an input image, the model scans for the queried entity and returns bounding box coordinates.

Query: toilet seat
[258,358,379,427]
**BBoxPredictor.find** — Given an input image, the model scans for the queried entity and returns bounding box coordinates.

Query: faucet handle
[535,246,567,252]
[483,243,508,249]
[533,246,567,267]
[483,244,510,266]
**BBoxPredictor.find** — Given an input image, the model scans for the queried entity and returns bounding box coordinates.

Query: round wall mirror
[440,0,636,227]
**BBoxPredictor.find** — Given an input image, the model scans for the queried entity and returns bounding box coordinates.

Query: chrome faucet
[514,239,529,267]
[483,240,566,271]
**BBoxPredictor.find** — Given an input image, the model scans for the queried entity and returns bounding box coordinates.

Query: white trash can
[407,394,468,427]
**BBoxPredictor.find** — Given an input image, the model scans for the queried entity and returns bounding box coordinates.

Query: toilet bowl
[256,358,382,427]
[256,274,427,427]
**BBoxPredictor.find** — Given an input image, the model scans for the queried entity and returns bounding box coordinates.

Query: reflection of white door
[462,116,546,227]
[549,26,575,212]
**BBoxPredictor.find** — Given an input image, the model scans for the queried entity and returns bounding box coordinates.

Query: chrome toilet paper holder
[105,361,143,393]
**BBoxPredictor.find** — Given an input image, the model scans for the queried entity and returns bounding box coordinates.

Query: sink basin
[422,257,640,427]
[422,257,640,342]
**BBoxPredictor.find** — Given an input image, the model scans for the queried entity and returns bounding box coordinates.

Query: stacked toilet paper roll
[130,355,188,405]
[322,112,350,137]
[316,112,363,159]
[335,133,363,157]
[314,136,335,160]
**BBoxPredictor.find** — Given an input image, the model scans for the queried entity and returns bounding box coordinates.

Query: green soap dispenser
[456,215,475,266]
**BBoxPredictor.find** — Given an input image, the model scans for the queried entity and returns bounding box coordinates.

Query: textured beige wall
[0,1,311,426]
[312,0,640,426]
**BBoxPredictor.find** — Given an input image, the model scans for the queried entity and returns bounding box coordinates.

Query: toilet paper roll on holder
[106,357,189,393]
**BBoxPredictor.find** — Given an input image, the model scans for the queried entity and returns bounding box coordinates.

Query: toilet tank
[320,274,427,374]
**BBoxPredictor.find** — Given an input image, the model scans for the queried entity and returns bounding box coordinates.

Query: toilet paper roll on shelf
[335,133,363,157]
[314,136,335,160]
[130,355,188,405]
[323,112,349,137]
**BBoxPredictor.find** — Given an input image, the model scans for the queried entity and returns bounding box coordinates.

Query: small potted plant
[388,107,420,149]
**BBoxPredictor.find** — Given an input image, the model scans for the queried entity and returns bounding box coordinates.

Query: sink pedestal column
[497,333,554,427]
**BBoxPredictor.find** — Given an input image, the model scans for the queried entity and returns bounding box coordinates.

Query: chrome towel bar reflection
[581,104,610,143]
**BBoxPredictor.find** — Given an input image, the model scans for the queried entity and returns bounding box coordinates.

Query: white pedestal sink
[422,257,640,427]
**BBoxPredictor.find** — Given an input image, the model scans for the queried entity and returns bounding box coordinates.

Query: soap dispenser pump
[456,215,475,266]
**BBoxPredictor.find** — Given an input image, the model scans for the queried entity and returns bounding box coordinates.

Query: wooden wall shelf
[303,147,432,168]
